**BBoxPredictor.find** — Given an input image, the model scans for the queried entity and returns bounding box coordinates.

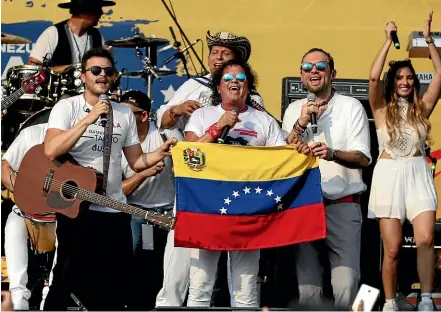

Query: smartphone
[352,284,380,312]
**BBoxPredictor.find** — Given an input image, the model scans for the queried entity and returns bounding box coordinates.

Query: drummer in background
[155,30,264,308]
[27,0,112,74]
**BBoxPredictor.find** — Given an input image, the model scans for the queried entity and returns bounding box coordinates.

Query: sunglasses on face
[222,73,247,82]
[133,111,144,115]
[85,66,115,76]
[300,61,328,72]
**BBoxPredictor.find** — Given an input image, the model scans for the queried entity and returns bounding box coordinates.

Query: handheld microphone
[307,93,318,134]
[99,93,109,126]
[217,107,240,144]
[391,31,400,49]
[163,39,201,65]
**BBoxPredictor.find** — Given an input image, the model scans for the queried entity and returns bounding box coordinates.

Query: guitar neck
[1,89,25,110]
[76,188,173,229]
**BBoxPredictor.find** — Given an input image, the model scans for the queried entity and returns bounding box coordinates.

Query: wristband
[426,37,435,45]
[206,123,223,140]
[293,119,306,136]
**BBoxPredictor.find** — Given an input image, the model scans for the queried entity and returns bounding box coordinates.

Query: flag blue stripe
[176,167,322,216]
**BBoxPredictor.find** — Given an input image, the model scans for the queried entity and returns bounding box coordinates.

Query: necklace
[318,88,336,107]
[67,23,89,62]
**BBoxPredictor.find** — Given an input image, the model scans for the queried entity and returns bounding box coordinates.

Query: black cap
[58,0,116,9]
[120,90,151,112]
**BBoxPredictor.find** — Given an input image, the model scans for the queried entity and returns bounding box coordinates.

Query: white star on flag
[224,197,232,205]
[274,196,282,203]
[255,186,262,194]
[277,203,283,210]
[267,190,274,196]
[160,85,176,103]
[219,207,227,214]
[243,187,251,194]
[232,191,240,198]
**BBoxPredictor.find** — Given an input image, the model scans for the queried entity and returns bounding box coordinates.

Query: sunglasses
[300,61,328,72]
[85,66,115,76]
[222,73,247,82]
[133,111,144,115]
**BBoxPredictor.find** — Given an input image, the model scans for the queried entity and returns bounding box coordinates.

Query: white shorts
[368,157,438,223]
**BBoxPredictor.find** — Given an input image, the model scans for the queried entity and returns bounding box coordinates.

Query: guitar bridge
[43,170,54,196]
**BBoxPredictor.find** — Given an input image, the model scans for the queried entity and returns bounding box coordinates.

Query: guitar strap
[101,104,113,196]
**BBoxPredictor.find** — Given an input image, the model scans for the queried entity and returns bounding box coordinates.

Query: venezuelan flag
[172,142,326,251]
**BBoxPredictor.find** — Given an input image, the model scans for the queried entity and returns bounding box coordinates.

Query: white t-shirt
[47,94,140,213]
[155,74,265,133]
[121,121,177,210]
[2,123,48,171]
[185,105,286,147]
[282,92,372,200]
[30,25,107,64]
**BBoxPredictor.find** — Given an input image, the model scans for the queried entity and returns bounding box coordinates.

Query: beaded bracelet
[293,119,306,136]
[206,123,223,140]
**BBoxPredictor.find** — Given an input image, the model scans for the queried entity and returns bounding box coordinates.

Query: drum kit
[1,31,178,150]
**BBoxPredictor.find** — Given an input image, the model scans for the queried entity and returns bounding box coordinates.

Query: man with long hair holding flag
[172,59,326,307]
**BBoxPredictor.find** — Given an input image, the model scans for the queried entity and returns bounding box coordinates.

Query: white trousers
[187,249,260,307]
[4,210,31,310]
[155,229,191,306]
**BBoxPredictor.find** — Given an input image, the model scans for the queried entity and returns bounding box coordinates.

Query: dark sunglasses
[85,66,115,76]
[300,61,328,72]
[222,72,247,82]
[133,111,144,115]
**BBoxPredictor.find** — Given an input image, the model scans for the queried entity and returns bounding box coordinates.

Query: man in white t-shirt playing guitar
[41,47,176,311]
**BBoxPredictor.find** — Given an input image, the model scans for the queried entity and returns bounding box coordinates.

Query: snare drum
[2,65,59,113]
[60,63,84,96]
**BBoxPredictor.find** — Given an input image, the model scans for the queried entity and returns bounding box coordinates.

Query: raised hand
[424,11,433,40]
[385,21,398,41]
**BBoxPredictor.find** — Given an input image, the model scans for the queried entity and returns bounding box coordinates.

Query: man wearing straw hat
[155,30,266,308]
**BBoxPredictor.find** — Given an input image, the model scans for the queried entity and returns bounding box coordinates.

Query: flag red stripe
[174,202,326,251]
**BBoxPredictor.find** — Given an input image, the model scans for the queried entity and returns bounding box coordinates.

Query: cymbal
[1,33,32,44]
[121,69,177,78]
[105,35,169,48]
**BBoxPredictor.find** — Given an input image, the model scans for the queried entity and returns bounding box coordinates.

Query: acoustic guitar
[13,144,176,230]
[1,70,47,111]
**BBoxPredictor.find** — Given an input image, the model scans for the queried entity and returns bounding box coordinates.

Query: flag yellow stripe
[171,142,318,182]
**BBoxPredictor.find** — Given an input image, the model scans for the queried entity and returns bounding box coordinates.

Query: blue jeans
[131,205,173,252]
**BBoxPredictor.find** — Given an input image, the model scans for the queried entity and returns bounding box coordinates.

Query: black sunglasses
[85,66,115,76]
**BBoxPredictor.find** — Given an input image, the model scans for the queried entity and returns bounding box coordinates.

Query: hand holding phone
[352,284,380,312]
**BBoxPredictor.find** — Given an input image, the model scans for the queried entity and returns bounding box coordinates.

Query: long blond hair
[384,60,432,146]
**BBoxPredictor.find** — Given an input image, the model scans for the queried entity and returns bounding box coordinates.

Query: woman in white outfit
[368,12,441,311]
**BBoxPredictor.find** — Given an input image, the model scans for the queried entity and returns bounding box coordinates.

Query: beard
[305,81,329,95]
[85,79,110,96]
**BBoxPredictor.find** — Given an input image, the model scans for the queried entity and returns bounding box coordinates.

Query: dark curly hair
[209,59,258,106]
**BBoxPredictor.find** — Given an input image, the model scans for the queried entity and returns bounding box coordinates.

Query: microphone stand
[171,38,191,79]
[160,0,208,75]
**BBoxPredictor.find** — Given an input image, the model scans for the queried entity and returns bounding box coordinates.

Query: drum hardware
[2,65,59,114]
[160,0,209,75]
[59,63,84,96]
[105,34,169,49]
[1,32,31,44]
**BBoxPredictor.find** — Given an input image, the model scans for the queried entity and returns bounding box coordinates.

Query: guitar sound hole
[61,180,78,200]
